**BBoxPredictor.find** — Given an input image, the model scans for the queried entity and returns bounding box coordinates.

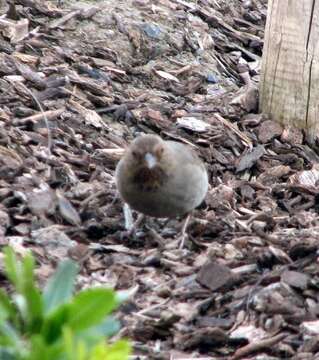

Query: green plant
[0,247,131,360]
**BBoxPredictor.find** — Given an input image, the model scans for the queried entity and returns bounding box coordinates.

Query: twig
[231,333,288,360]
[213,113,252,149]
[18,82,52,155]
[135,298,170,317]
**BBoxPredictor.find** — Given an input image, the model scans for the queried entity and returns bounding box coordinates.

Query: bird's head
[128,134,166,170]
[123,135,170,190]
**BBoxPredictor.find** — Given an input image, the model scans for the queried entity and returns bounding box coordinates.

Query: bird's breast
[132,167,169,192]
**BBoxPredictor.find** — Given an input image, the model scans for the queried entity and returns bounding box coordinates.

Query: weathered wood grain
[260,0,319,139]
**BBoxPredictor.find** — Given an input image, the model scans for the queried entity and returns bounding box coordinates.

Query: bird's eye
[132,150,141,159]
[156,146,164,157]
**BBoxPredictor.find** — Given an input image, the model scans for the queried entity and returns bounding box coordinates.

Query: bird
[115,134,208,247]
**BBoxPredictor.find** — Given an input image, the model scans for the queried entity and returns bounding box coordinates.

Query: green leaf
[0,321,21,346]
[27,335,49,360]
[68,288,117,331]
[104,340,131,360]
[43,260,78,314]
[75,317,121,348]
[42,304,70,343]
[0,248,129,360]
[0,288,16,323]
[87,342,108,360]
[115,285,138,304]
[87,317,120,338]
[24,287,43,332]
[27,334,65,360]
[4,248,43,332]
[63,327,87,360]
[21,252,35,284]
[89,340,131,360]
[0,348,16,360]
[63,326,73,360]
[21,254,43,332]
[13,294,27,324]
[3,247,20,290]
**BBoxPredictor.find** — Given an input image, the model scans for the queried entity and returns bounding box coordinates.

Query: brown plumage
[115,134,208,219]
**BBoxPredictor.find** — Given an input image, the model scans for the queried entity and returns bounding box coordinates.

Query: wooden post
[260,0,319,140]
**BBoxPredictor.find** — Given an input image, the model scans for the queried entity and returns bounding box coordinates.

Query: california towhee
[115,134,208,246]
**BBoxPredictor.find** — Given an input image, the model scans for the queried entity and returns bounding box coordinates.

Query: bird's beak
[144,153,157,169]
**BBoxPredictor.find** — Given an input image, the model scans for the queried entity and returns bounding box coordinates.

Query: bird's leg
[146,226,165,248]
[123,203,145,236]
[178,213,192,249]
[123,203,134,231]
[128,213,145,236]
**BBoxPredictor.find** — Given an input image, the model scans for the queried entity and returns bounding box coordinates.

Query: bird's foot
[178,232,189,249]
[147,227,165,248]
[122,205,145,237]
[178,213,192,249]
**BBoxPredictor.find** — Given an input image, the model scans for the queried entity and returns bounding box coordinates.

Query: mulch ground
[1,0,319,359]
